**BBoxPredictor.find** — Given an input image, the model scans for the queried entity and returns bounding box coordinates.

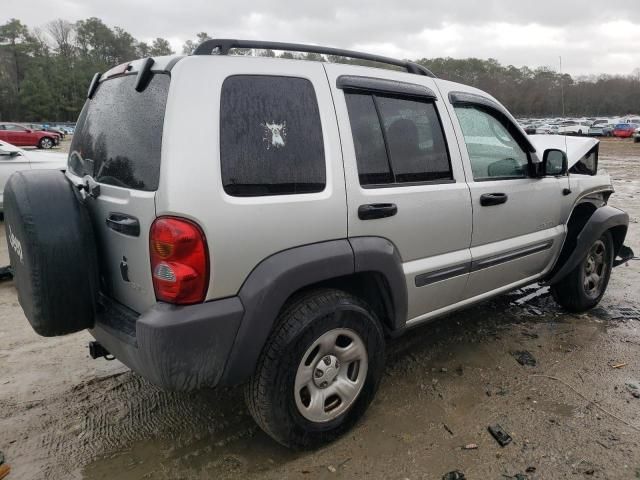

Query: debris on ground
[626,382,640,399]
[442,470,465,480]
[443,424,454,436]
[0,451,9,480]
[488,424,513,447]
[462,443,478,450]
[611,362,627,369]
[0,266,12,282]
[511,350,537,367]
[327,465,336,473]
[525,466,536,473]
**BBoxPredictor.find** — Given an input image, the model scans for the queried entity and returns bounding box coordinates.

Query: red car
[612,123,639,138]
[0,123,60,149]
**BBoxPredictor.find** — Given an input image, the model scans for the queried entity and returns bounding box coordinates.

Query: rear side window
[69,74,169,191]
[344,92,452,186]
[220,75,326,197]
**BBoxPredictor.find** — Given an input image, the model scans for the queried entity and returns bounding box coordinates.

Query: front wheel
[245,289,385,448]
[551,231,614,312]
[38,137,53,149]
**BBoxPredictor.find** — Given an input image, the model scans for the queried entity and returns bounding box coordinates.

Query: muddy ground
[1,138,639,479]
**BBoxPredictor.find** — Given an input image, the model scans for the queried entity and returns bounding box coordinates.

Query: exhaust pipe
[89,341,114,360]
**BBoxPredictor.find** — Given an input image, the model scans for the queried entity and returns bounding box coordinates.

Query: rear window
[68,73,169,191]
[220,75,326,197]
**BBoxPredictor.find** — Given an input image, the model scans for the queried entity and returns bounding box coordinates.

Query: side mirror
[25,128,32,133]
[542,149,567,176]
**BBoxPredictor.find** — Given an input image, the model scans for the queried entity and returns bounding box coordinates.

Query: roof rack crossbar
[192,39,436,78]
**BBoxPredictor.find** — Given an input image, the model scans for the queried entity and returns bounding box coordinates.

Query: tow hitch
[89,341,114,360]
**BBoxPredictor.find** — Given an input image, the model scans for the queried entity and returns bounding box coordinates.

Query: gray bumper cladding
[91,297,244,391]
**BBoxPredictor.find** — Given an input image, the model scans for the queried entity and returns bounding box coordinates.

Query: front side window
[345,92,452,186]
[454,106,529,180]
[220,75,326,197]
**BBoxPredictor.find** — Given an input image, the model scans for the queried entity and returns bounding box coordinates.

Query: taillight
[150,217,209,305]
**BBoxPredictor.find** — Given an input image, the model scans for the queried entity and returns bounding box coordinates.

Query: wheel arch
[546,204,629,285]
[219,237,407,385]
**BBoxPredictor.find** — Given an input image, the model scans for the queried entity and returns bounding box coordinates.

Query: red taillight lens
[150,217,209,305]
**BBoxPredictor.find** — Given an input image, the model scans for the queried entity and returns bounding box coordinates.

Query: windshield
[68,73,169,191]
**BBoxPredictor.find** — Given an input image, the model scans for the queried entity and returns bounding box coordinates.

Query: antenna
[559,55,571,194]
[559,56,565,117]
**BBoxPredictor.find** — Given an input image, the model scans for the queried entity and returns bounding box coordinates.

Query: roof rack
[192,39,436,78]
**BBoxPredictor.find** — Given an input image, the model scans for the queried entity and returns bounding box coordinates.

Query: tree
[149,37,173,56]
[182,32,211,54]
[47,19,74,58]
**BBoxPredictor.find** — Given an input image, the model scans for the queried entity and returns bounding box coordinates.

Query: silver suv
[4,40,634,448]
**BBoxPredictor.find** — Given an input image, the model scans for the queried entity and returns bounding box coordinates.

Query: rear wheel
[38,137,53,149]
[551,232,614,313]
[245,289,385,448]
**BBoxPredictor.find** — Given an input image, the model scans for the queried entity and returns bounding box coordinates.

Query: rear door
[66,71,170,313]
[325,65,472,323]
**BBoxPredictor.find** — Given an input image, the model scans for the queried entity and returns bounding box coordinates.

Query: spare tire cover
[4,170,99,336]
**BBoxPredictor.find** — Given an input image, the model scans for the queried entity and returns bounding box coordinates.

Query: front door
[326,65,472,323]
[441,90,566,300]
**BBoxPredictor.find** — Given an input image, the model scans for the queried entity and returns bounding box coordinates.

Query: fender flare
[547,205,629,285]
[219,237,407,385]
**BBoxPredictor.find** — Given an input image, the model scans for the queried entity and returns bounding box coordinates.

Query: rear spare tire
[4,170,99,336]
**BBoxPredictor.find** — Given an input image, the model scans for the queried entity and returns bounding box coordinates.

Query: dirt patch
[1,138,639,479]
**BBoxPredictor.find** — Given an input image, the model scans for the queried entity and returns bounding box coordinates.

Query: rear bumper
[90,295,243,391]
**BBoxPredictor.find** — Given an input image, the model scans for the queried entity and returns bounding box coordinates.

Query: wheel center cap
[313,355,340,388]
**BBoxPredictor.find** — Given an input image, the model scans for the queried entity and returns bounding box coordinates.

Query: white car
[0,140,67,212]
[557,120,591,136]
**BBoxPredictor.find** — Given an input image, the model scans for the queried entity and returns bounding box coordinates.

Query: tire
[38,137,53,149]
[551,231,614,313]
[245,289,385,448]
[4,170,99,336]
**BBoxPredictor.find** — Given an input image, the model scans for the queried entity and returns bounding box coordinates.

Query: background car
[612,123,639,138]
[633,127,640,143]
[0,123,60,149]
[557,120,592,135]
[23,123,66,140]
[0,139,67,211]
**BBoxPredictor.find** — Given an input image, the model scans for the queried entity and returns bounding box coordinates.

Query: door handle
[106,213,140,236]
[358,203,398,220]
[480,193,508,206]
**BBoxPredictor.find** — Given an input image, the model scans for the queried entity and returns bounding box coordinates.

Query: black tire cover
[4,170,99,336]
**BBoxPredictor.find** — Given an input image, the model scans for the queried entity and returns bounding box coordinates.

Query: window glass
[455,106,528,180]
[345,92,452,186]
[344,94,393,185]
[376,96,451,183]
[5,124,25,131]
[69,74,170,191]
[220,75,326,197]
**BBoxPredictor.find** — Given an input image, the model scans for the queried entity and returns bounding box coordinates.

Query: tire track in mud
[6,370,256,479]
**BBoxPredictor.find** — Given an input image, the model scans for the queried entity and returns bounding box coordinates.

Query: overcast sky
[6,0,640,76]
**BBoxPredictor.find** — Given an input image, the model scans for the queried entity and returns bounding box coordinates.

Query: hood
[528,135,599,168]
[25,150,68,166]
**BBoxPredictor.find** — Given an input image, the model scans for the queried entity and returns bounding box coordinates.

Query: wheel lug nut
[314,369,323,378]
[323,356,331,366]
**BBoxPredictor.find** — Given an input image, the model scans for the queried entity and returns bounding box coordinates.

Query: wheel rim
[294,328,368,423]
[41,138,52,148]
[582,239,607,299]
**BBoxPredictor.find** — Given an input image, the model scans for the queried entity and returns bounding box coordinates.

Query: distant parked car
[633,127,640,143]
[58,125,75,135]
[589,123,616,137]
[23,123,66,140]
[0,123,60,149]
[612,123,638,138]
[0,140,67,211]
[557,120,591,136]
